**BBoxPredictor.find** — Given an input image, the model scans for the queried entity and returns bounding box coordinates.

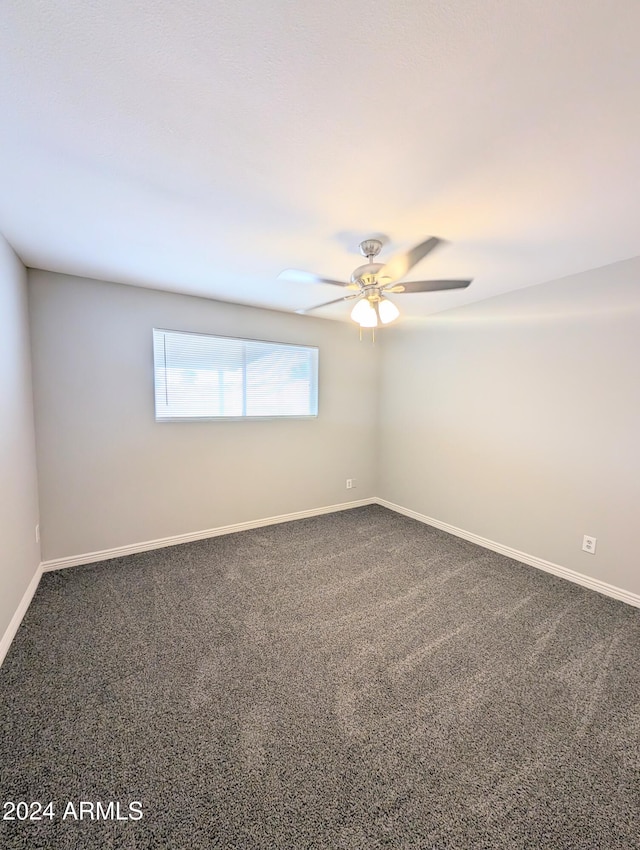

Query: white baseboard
[0,564,43,667]
[5,495,637,668]
[375,498,640,609]
[41,498,376,572]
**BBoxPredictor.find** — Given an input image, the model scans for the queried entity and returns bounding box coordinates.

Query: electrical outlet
[582,535,597,554]
[346,479,355,489]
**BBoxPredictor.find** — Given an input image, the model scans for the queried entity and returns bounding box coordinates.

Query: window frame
[152,327,319,422]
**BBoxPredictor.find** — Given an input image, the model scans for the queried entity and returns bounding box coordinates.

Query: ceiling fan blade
[387,279,472,294]
[278,269,356,288]
[377,237,442,284]
[295,293,360,315]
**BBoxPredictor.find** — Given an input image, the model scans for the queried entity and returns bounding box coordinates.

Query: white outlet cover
[582,535,597,553]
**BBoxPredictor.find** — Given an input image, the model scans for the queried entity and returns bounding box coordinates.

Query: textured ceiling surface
[1,0,639,321]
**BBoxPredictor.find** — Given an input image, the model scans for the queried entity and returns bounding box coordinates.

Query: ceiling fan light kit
[350,297,376,324]
[378,298,400,324]
[281,236,472,335]
[350,293,400,328]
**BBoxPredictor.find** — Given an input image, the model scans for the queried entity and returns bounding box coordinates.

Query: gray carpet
[1,504,639,849]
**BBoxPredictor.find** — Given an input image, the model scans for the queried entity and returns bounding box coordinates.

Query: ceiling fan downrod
[351,240,385,287]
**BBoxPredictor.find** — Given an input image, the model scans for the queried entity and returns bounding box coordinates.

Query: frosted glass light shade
[378,298,400,324]
[359,304,378,327]
[350,298,372,322]
[351,299,378,327]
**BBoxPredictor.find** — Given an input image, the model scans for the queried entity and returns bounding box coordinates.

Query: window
[153,329,318,420]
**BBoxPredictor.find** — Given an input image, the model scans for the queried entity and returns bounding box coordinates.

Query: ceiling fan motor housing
[351,262,384,286]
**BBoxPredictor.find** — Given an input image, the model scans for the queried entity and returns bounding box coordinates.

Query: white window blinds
[153,329,318,420]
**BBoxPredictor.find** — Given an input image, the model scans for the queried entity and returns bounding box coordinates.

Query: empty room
[1,1,639,848]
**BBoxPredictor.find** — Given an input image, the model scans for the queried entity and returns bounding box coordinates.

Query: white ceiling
[1,0,639,322]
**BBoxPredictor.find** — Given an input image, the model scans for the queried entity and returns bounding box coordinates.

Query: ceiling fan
[279,237,472,328]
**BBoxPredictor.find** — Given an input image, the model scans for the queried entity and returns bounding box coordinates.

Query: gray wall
[0,234,40,642]
[29,271,379,561]
[378,256,640,597]
[22,256,640,600]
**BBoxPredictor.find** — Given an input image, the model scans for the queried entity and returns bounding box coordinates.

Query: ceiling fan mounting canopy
[279,234,472,328]
[358,238,383,259]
